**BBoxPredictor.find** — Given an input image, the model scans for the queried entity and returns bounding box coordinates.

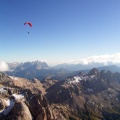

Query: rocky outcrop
[0,73,53,120]
[0,99,6,110]
[42,77,58,89]
[0,73,11,84]
[28,94,53,120]
[6,102,32,120]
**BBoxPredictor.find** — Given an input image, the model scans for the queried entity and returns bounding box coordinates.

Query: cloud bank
[67,53,120,65]
[0,61,9,71]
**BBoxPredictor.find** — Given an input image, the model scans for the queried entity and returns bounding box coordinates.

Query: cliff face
[1,68,120,120]
[28,94,53,120]
[5,94,53,120]
[0,73,53,120]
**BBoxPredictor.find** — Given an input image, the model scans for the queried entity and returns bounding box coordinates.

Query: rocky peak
[32,78,41,83]
[42,77,58,89]
[78,72,84,76]
[12,61,49,72]
[100,70,113,79]
[88,68,100,76]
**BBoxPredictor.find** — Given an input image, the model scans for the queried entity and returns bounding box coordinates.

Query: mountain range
[5,61,120,81]
[1,68,120,119]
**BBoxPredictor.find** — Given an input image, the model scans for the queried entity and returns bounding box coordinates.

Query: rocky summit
[1,68,120,120]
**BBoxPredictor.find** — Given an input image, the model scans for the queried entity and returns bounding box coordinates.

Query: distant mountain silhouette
[54,62,120,71]
[5,61,120,81]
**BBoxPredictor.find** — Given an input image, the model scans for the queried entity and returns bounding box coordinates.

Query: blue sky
[1,0,120,65]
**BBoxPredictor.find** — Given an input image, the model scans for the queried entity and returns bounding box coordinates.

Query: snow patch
[0,94,25,116]
[66,76,83,84]
[66,74,96,84]
[5,99,10,106]
[73,76,82,82]
[12,94,24,101]
[0,88,7,94]
[9,76,19,80]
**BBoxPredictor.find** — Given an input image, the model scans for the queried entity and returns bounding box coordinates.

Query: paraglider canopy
[24,22,32,27]
[24,22,32,34]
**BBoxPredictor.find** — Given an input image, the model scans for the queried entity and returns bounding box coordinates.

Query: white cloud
[0,61,9,71]
[66,53,120,65]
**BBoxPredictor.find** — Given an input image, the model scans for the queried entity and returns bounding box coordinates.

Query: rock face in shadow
[28,94,53,120]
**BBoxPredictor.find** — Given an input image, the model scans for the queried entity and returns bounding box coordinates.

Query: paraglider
[24,22,32,27]
[24,22,32,34]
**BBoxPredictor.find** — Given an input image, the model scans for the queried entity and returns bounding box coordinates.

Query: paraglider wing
[24,22,32,27]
